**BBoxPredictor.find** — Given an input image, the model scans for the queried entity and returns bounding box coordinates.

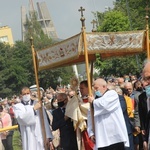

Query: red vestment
[81,97,94,150]
[82,130,94,150]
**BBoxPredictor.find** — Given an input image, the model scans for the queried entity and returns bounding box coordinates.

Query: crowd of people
[0,60,150,150]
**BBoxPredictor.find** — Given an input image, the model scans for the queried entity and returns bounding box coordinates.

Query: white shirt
[87,90,129,149]
[13,102,53,150]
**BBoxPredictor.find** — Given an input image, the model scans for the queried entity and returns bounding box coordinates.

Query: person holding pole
[88,78,129,150]
[13,87,53,150]
[79,80,94,150]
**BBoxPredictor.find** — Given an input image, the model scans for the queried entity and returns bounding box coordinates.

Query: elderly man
[88,78,129,150]
[13,87,53,150]
[124,82,141,150]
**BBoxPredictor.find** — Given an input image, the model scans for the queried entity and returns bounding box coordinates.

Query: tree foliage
[0,11,73,98]
[94,0,148,77]
[0,0,149,97]
[98,10,130,32]
[114,0,148,30]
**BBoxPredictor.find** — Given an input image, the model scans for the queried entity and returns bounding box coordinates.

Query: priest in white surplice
[87,78,129,150]
[13,87,53,150]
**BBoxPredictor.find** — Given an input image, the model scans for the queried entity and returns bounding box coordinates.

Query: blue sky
[0,0,114,41]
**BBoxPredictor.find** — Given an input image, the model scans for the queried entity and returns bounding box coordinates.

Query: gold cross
[78,6,85,17]
[91,19,97,32]
[78,6,85,28]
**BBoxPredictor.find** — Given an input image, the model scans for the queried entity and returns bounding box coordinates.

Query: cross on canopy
[78,6,85,17]
[91,19,97,32]
[78,6,85,28]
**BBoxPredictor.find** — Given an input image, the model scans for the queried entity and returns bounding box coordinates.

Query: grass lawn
[13,130,22,150]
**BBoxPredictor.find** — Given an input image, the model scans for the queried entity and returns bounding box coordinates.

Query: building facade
[0,26,14,45]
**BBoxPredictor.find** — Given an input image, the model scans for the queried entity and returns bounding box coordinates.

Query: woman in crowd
[0,105,13,150]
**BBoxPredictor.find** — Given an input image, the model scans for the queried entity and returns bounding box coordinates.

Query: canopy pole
[90,20,96,86]
[30,37,48,150]
[78,6,95,133]
[146,16,150,59]
[82,28,92,95]
[90,61,94,87]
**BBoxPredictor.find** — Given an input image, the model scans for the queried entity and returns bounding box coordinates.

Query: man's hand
[46,138,54,150]
[49,141,54,150]
[90,135,95,143]
[88,95,94,104]
[33,102,41,110]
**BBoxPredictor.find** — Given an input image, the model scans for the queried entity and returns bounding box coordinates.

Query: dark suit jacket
[118,95,133,134]
[52,107,78,150]
[119,95,134,150]
[138,92,149,141]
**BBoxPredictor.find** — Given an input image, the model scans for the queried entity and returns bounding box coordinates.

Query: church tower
[37,2,58,40]
[21,0,58,41]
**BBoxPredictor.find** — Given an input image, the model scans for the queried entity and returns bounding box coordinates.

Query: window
[0,36,9,43]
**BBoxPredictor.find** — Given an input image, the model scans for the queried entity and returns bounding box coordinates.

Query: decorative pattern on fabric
[86,30,145,53]
[36,34,81,71]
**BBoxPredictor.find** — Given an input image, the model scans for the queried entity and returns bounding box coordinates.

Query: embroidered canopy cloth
[36,30,146,71]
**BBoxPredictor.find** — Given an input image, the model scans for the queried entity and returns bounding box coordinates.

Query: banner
[86,30,145,53]
[36,30,146,70]
[36,34,82,71]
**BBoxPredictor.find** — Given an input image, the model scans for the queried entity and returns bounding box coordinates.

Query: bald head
[94,78,107,86]
[124,82,132,87]
[124,82,133,95]
[93,78,107,95]
[117,77,125,87]
[143,61,150,73]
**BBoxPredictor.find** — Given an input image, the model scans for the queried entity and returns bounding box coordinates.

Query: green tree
[0,41,33,97]
[12,41,33,86]
[0,43,12,97]
[19,10,73,90]
[0,9,74,97]
[24,10,53,49]
[98,10,130,32]
[114,0,148,30]
[38,67,74,89]
[94,8,146,77]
